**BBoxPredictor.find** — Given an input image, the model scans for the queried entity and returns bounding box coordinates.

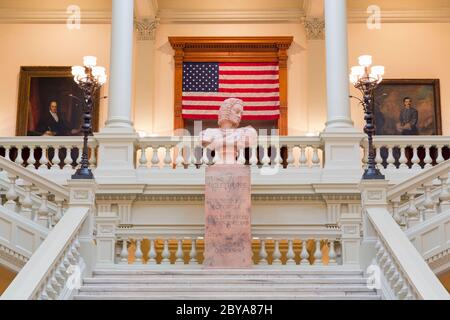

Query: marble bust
[200,98,257,164]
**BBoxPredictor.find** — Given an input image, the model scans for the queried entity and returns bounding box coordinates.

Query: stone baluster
[258,239,268,265]
[37,191,50,228]
[438,174,450,212]
[398,146,408,169]
[212,147,221,164]
[249,146,258,167]
[15,147,24,166]
[63,146,73,169]
[406,192,419,223]
[27,146,36,169]
[89,146,97,168]
[119,238,129,264]
[175,144,184,168]
[423,147,432,168]
[436,145,445,164]
[391,197,402,226]
[189,144,198,168]
[53,198,64,225]
[139,144,148,167]
[147,239,157,264]
[422,182,436,219]
[286,145,295,168]
[237,147,246,165]
[134,239,143,264]
[19,181,33,220]
[76,145,83,168]
[151,146,160,168]
[328,240,337,265]
[260,144,270,168]
[37,146,49,169]
[300,240,309,264]
[375,147,383,168]
[286,240,295,265]
[161,239,171,264]
[201,147,209,166]
[175,239,184,264]
[311,146,320,168]
[313,240,323,265]
[163,146,173,168]
[51,146,61,170]
[386,147,395,169]
[4,145,11,161]
[183,143,193,168]
[273,146,282,168]
[411,146,420,169]
[272,240,282,265]
[299,146,307,167]
[5,174,19,212]
[189,238,198,264]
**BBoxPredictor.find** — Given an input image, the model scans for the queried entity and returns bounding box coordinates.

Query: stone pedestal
[204,164,252,268]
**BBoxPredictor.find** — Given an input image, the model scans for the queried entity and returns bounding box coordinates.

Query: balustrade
[0,137,97,171]
[114,235,341,267]
[0,157,69,229]
[366,136,450,171]
[136,136,323,170]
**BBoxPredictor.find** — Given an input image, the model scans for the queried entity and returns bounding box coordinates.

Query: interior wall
[0,265,16,295]
[148,22,309,136]
[348,23,450,135]
[0,24,111,136]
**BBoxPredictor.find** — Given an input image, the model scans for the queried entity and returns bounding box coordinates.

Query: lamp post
[71,56,107,179]
[350,55,385,180]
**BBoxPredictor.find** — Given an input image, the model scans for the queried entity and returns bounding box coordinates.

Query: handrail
[0,136,97,146]
[367,207,449,300]
[0,156,69,200]
[387,160,450,200]
[0,206,89,300]
[370,135,450,145]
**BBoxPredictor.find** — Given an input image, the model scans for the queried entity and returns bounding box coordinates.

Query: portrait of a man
[373,79,442,136]
[396,97,418,135]
[16,66,99,136]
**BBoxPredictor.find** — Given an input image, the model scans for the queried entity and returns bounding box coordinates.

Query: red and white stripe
[182,62,280,121]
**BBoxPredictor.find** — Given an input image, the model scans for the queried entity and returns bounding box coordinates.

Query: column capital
[135,18,158,41]
[304,18,325,40]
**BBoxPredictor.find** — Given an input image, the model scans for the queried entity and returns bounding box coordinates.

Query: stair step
[74,293,381,300]
[82,277,368,285]
[78,285,376,293]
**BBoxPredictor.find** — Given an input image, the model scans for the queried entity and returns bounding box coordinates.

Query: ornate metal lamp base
[362,167,385,180]
[72,167,94,180]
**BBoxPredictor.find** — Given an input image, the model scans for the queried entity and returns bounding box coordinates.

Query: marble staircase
[74,267,381,300]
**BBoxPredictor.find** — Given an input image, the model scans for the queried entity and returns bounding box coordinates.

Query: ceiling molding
[157,9,306,24]
[348,9,450,23]
[0,9,111,24]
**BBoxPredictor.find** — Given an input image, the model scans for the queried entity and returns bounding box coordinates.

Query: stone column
[103,0,135,133]
[324,0,354,131]
[95,0,138,181]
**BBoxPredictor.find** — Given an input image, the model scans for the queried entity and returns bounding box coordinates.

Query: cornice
[157,10,305,24]
[0,9,111,24]
[348,9,450,24]
[1,8,448,25]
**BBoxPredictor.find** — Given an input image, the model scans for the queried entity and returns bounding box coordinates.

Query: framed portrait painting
[373,79,442,135]
[16,66,100,136]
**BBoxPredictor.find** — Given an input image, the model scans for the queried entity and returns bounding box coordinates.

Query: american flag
[182,62,280,121]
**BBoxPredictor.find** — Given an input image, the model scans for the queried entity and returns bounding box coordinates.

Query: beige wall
[348,23,450,135]
[0,24,111,136]
[0,22,448,136]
